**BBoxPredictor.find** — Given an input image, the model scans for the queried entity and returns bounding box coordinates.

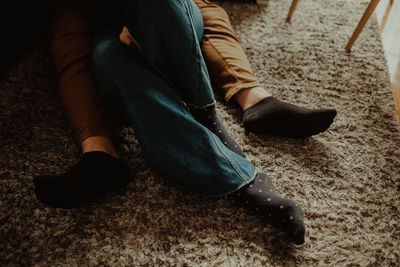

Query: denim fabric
[91,0,256,196]
[122,0,214,107]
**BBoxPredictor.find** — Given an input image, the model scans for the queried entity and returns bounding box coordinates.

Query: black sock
[231,173,305,244]
[242,96,337,138]
[33,151,132,209]
[190,105,245,158]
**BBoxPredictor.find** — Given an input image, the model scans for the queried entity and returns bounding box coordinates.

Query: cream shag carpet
[1,0,399,265]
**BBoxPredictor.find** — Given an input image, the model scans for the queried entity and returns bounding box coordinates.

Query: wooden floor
[375,0,400,124]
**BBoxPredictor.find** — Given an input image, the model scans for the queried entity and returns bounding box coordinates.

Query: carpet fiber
[1,0,399,265]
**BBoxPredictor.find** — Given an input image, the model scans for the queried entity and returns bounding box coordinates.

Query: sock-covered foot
[190,105,245,158]
[33,151,133,209]
[242,96,337,138]
[231,173,305,244]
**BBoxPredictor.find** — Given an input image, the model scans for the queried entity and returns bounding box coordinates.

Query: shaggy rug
[1,0,399,265]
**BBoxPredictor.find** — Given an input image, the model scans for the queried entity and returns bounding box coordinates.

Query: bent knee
[91,39,120,71]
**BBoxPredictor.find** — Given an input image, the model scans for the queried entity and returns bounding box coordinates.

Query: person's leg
[112,0,304,243]
[194,0,336,138]
[33,0,132,209]
[92,35,304,243]
[121,0,245,157]
[92,36,255,198]
[50,1,114,146]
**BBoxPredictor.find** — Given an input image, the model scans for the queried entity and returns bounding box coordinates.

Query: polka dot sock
[242,96,337,138]
[231,173,305,244]
[190,105,245,158]
[33,151,133,209]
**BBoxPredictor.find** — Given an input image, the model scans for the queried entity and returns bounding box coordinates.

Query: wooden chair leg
[379,0,394,33]
[286,0,299,23]
[345,0,381,52]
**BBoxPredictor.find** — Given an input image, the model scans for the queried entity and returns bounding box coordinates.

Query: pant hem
[77,127,116,145]
[206,168,258,198]
[185,100,216,110]
[225,82,263,102]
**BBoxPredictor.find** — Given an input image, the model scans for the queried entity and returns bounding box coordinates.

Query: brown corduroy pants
[50,0,261,145]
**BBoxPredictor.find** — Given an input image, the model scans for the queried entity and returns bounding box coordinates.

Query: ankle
[233,87,272,111]
[81,136,119,159]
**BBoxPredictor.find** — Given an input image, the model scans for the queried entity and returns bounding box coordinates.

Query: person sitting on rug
[34,0,308,244]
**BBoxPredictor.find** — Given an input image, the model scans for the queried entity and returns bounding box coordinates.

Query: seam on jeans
[206,168,257,197]
[178,96,190,114]
[185,100,216,109]
[208,130,249,184]
[181,0,204,104]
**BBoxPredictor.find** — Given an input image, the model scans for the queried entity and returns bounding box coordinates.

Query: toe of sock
[306,108,337,136]
[290,220,305,245]
[33,175,59,198]
[284,108,337,138]
[326,108,337,119]
[33,175,66,208]
[316,108,337,126]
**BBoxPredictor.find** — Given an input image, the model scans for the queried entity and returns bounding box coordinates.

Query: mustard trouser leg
[50,1,113,145]
[194,0,262,102]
